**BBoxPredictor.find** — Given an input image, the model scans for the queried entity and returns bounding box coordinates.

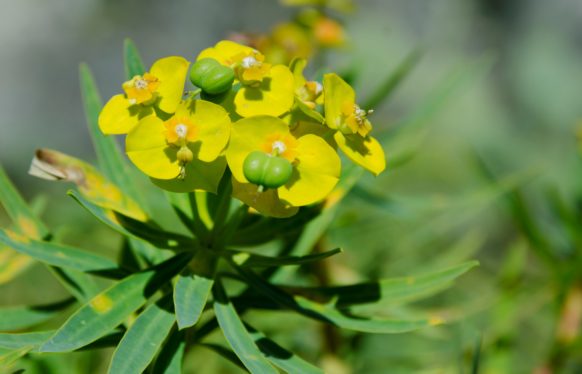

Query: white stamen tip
[272,141,287,155]
[175,124,188,138]
[134,78,148,90]
[241,56,259,69]
[314,82,323,95]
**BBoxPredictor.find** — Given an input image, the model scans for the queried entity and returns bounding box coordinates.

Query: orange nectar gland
[262,134,298,160]
[234,52,271,85]
[164,117,197,179]
[341,102,374,137]
[122,73,160,105]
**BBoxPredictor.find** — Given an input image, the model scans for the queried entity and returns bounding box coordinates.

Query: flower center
[241,56,260,69]
[353,104,373,125]
[174,124,188,139]
[340,101,374,136]
[164,117,197,147]
[134,78,148,89]
[234,51,271,85]
[122,73,160,106]
[271,141,287,155]
[262,134,298,162]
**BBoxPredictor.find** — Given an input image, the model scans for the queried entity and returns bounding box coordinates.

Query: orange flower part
[313,17,345,47]
[122,73,160,105]
[262,133,299,161]
[164,117,198,146]
[233,51,271,83]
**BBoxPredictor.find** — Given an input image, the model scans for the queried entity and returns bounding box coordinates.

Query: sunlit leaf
[0,298,75,332]
[0,228,121,277]
[69,190,195,251]
[212,279,278,373]
[233,265,445,334]
[229,247,342,268]
[124,38,146,79]
[30,149,147,222]
[109,295,175,374]
[39,254,189,353]
[0,331,54,350]
[151,329,185,374]
[246,324,322,373]
[174,269,213,330]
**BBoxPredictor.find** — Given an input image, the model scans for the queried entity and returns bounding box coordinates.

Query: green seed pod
[243,151,293,189]
[189,58,235,95]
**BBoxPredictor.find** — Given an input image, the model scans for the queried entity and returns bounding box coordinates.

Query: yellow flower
[197,41,294,118]
[99,56,190,134]
[323,73,386,176]
[313,16,345,47]
[226,116,340,217]
[258,23,313,65]
[125,99,230,193]
[288,58,325,124]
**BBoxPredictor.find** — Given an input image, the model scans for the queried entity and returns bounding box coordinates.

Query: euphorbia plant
[0,36,477,373]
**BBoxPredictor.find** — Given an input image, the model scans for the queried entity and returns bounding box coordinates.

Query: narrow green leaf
[174,270,213,330]
[69,190,195,251]
[46,267,101,302]
[0,165,50,239]
[79,64,142,202]
[231,207,319,247]
[234,265,440,334]
[151,328,185,374]
[0,229,121,277]
[124,38,146,79]
[165,192,199,237]
[0,246,35,285]
[295,296,440,333]
[109,295,175,374]
[230,247,342,268]
[0,163,100,301]
[363,49,422,110]
[212,280,278,374]
[39,254,189,352]
[0,298,75,331]
[0,331,54,350]
[246,324,322,373]
[0,346,32,369]
[201,343,247,371]
[291,261,479,307]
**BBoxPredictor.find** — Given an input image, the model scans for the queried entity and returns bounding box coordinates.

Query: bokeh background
[2,0,582,372]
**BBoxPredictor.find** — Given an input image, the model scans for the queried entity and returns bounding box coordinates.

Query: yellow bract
[234,65,295,118]
[323,73,386,176]
[99,56,190,134]
[199,41,295,118]
[197,40,256,67]
[226,116,340,217]
[126,99,230,192]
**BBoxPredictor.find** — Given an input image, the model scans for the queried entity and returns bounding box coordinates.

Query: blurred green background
[2,0,582,372]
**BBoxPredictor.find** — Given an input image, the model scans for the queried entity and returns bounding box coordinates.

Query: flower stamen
[122,73,160,106]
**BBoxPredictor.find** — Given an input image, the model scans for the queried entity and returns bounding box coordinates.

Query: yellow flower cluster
[98,40,385,217]
[232,9,346,65]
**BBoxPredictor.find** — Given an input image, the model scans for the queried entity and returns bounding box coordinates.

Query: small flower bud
[189,58,235,95]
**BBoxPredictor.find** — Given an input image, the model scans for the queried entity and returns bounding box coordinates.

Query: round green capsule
[243,151,293,189]
[189,58,235,95]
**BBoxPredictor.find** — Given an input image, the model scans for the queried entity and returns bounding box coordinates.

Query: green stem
[188,192,210,243]
[208,172,233,248]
